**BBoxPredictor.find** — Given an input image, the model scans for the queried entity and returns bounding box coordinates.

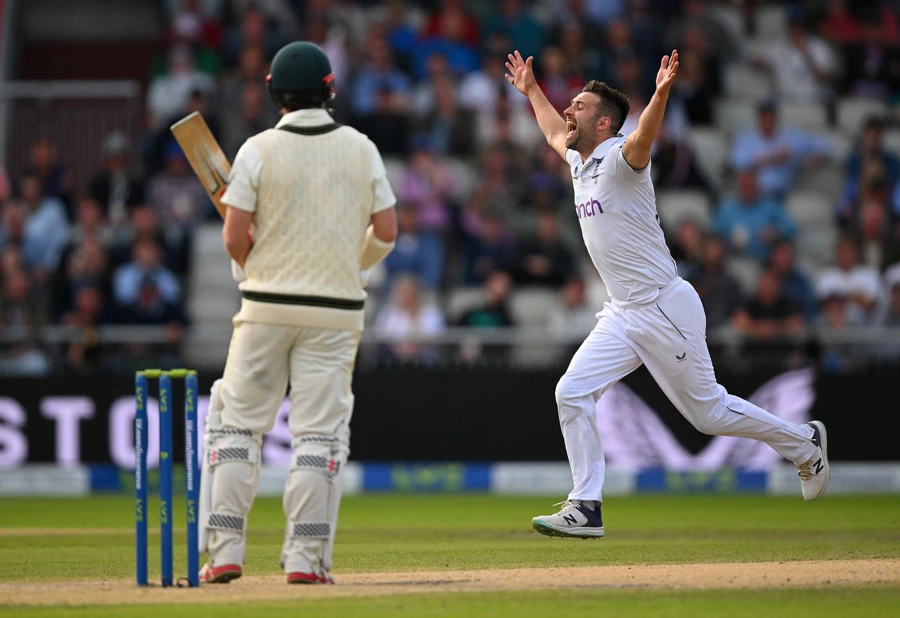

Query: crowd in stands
[2,0,900,372]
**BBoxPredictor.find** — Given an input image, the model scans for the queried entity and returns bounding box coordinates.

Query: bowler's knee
[555,373,586,422]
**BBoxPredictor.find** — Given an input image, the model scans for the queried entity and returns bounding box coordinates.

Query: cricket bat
[170,112,231,220]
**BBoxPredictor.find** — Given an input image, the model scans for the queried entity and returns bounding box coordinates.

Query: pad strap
[208,512,245,531]
[288,520,331,539]
[208,446,258,467]
[291,454,341,480]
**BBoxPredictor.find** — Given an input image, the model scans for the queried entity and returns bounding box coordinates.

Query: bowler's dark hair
[581,80,630,134]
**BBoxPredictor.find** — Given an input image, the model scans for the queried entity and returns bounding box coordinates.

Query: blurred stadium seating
[1,0,899,376]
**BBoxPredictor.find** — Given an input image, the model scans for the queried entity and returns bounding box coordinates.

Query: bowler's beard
[565,123,598,153]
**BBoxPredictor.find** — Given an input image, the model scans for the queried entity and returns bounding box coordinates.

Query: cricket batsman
[197,41,397,584]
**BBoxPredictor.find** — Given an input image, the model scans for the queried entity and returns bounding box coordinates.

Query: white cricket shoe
[531,501,605,538]
[797,421,830,501]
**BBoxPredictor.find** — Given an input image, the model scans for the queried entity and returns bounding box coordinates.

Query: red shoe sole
[205,564,242,584]
[287,572,333,585]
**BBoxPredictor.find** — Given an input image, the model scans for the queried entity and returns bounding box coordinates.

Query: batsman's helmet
[266,41,336,109]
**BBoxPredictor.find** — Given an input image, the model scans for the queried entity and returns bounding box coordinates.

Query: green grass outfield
[1,494,898,616]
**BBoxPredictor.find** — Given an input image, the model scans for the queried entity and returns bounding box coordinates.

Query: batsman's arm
[223,207,253,268]
[505,51,568,159]
[220,141,259,269]
[360,140,397,271]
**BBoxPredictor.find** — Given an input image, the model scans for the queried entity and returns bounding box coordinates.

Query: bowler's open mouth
[567,120,576,140]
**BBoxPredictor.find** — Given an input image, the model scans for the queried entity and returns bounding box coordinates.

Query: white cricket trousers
[220,322,360,436]
[558,277,815,502]
[208,321,359,569]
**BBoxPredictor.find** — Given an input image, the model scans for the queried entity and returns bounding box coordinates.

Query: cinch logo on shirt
[576,198,603,219]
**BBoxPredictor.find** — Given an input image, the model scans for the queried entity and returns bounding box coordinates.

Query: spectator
[537,46,583,113]
[0,165,10,202]
[113,238,180,308]
[422,0,479,48]
[819,0,865,46]
[753,9,837,103]
[816,236,883,324]
[838,117,899,223]
[558,22,602,82]
[548,276,597,338]
[112,204,186,274]
[688,235,744,329]
[511,209,577,288]
[61,285,109,372]
[877,264,900,327]
[147,45,214,130]
[166,0,222,49]
[769,241,817,323]
[58,235,110,317]
[218,45,272,120]
[1,245,24,280]
[652,121,712,191]
[668,219,705,278]
[458,270,515,327]
[465,145,522,223]
[352,35,412,119]
[854,200,900,271]
[713,171,796,261]
[550,0,602,37]
[0,267,45,328]
[461,206,516,285]
[382,0,419,73]
[15,174,69,280]
[730,100,831,199]
[413,78,476,158]
[223,4,283,67]
[399,139,454,232]
[483,0,544,60]
[412,8,479,79]
[0,199,26,254]
[734,269,805,339]
[669,49,716,126]
[0,267,50,376]
[459,35,521,116]
[666,0,736,61]
[222,81,271,158]
[581,0,625,26]
[841,9,900,99]
[374,275,446,362]
[54,196,113,315]
[383,206,445,291]
[25,137,75,212]
[90,132,146,227]
[118,276,187,326]
[149,141,214,227]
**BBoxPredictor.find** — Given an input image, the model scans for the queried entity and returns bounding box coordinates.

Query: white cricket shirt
[568,135,677,305]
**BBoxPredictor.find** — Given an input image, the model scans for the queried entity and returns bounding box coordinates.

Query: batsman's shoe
[797,421,830,501]
[532,501,604,538]
[199,563,242,584]
[287,571,335,585]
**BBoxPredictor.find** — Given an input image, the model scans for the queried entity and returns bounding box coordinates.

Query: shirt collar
[588,133,626,162]
[275,108,333,129]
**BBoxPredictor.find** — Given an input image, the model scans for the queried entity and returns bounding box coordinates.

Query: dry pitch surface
[1,559,898,606]
[1,495,898,616]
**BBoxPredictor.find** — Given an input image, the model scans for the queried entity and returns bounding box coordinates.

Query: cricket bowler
[198,41,397,583]
[505,49,830,539]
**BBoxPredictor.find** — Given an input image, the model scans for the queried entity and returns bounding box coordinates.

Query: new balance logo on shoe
[562,514,578,525]
[814,459,824,474]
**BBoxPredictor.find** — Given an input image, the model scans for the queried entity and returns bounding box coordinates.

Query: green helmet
[266,41,336,109]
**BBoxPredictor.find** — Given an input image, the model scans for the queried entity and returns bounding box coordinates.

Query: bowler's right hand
[505,50,536,96]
